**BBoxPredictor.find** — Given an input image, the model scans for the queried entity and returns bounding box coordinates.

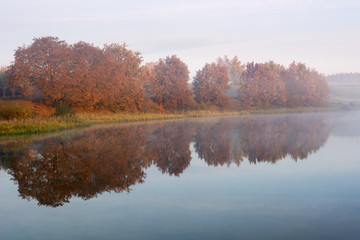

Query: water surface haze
[1,111,360,239]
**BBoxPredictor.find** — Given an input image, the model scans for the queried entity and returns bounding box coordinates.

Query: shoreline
[0,107,341,137]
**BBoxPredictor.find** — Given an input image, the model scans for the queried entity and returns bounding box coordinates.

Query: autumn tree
[193,61,231,108]
[283,62,330,107]
[237,62,287,107]
[7,37,73,103]
[0,66,8,88]
[99,44,145,110]
[263,61,287,105]
[69,42,145,110]
[141,62,156,96]
[217,56,245,88]
[62,41,103,108]
[7,37,145,110]
[148,55,193,110]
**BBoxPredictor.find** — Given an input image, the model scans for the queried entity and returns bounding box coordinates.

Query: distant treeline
[0,66,8,88]
[326,73,360,84]
[0,66,21,97]
[4,37,329,111]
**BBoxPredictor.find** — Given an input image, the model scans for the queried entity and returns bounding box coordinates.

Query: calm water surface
[1,112,360,240]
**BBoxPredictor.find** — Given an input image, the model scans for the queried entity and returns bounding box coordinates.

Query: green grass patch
[0,117,88,136]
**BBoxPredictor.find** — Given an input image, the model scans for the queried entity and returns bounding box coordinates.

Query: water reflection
[326,111,360,137]
[5,126,150,207]
[237,116,329,163]
[0,114,330,207]
[145,122,195,176]
[194,116,330,165]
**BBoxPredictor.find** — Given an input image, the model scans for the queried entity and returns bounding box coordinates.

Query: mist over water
[1,111,360,239]
[325,111,360,137]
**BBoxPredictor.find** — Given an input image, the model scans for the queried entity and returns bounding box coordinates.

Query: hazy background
[1,0,359,76]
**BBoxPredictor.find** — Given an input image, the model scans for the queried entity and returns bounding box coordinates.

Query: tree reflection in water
[0,114,330,207]
[194,116,330,165]
[6,126,150,207]
[144,122,195,176]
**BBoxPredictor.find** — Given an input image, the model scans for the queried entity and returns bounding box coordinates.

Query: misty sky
[1,0,359,76]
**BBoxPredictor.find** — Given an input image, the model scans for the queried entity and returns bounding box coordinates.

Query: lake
[1,111,360,240]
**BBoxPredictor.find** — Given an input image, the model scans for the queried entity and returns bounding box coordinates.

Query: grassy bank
[0,107,335,136]
[0,111,240,136]
[0,117,88,136]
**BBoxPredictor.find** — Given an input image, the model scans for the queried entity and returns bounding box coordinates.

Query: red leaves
[7,37,329,111]
[238,61,329,108]
[8,37,145,111]
[193,61,231,108]
[148,55,193,110]
[284,62,330,107]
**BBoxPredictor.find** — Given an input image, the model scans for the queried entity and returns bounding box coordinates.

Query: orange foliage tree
[193,62,231,108]
[8,37,72,103]
[7,37,145,110]
[64,41,102,108]
[237,61,329,108]
[99,44,145,110]
[148,55,193,110]
[7,37,330,111]
[283,62,330,107]
[217,56,245,88]
[237,62,287,107]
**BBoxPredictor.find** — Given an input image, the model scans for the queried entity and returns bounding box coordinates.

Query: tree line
[5,37,330,111]
[326,73,360,84]
[0,66,7,88]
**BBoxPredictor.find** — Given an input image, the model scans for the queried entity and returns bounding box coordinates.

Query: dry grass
[0,107,336,136]
[0,116,87,135]
[0,111,241,136]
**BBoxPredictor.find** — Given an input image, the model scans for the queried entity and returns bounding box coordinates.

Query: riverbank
[0,107,335,136]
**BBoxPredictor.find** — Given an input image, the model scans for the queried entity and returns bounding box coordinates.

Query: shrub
[141,97,165,113]
[194,102,219,111]
[229,97,244,111]
[0,103,34,120]
[54,104,74,117]
[31,102,55,116]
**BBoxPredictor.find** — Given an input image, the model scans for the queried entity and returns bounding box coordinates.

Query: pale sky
[1,0,359,76]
